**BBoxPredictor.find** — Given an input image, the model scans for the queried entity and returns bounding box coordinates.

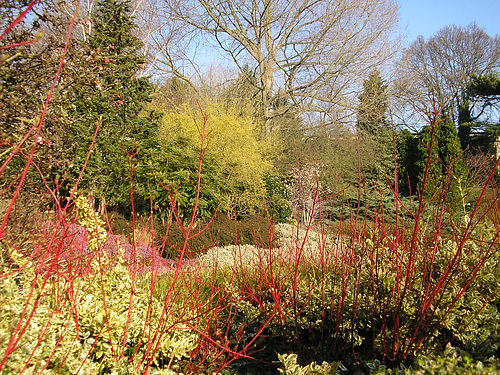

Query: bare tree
[394,23,500,142]
[127,0,183,77]
[153,0,400,133]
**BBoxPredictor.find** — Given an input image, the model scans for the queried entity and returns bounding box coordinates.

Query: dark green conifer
[416,125,442,201]
[414,119,465,208]
[436,118,466,207]
[66,0,160,212]
[357,70,389,135]
[397,130,419,196]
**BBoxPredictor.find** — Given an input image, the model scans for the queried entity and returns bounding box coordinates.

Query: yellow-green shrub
[158,102,272,214]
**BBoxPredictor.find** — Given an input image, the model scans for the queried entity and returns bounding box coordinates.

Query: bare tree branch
[156,0,400,132]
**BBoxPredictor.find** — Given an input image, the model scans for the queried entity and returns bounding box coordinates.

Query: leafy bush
[195,209,500,371]
[278,353,339,375]
[0,246,199,374]
[134,136,229,222]
[0,197,199,374]
[370,344,500,374]
[264,173,293,223]
[154,101,272,216]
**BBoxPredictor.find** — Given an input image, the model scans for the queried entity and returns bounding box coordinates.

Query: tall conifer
[414,120,465,208]
[357,70,394,186]
[416,125,442,200]
[66,0,159,211]
[357,70,389,135]
[436,118,465,207]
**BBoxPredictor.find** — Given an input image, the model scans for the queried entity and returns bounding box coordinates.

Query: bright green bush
[134,136,229,223]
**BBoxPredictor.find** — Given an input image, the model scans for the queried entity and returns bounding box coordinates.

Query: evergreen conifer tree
[467,74,500,137]
[65,0,160,212]
[413,119,465,208]
[416,125,442,201]
[397,129,419,196]
[436,118,465,206]
[356,70,394,186]
[357,70,389,135]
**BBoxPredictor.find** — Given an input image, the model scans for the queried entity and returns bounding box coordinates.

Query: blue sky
[398,0,500,43]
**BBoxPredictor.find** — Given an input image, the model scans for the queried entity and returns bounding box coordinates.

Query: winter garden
[2,0,500,374]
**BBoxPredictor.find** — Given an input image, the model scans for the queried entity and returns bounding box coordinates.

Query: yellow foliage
[158,102,272,213]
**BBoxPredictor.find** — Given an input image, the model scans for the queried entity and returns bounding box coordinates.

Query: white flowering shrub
[197,223,339,270]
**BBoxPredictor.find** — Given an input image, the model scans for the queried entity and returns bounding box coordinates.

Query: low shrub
[370,344,500,374]
[278,353,339,374]
[0,197,200,374]
[194,209,500,372]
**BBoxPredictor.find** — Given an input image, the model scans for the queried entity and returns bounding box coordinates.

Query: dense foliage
[134,135,228,223]
[0,0,72,207]
[2,186,500,373]
[467,73,500,137]
[64,0,161,212]
[398,116,466,209]
[357,70,389,136]
[153,101,272,217]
